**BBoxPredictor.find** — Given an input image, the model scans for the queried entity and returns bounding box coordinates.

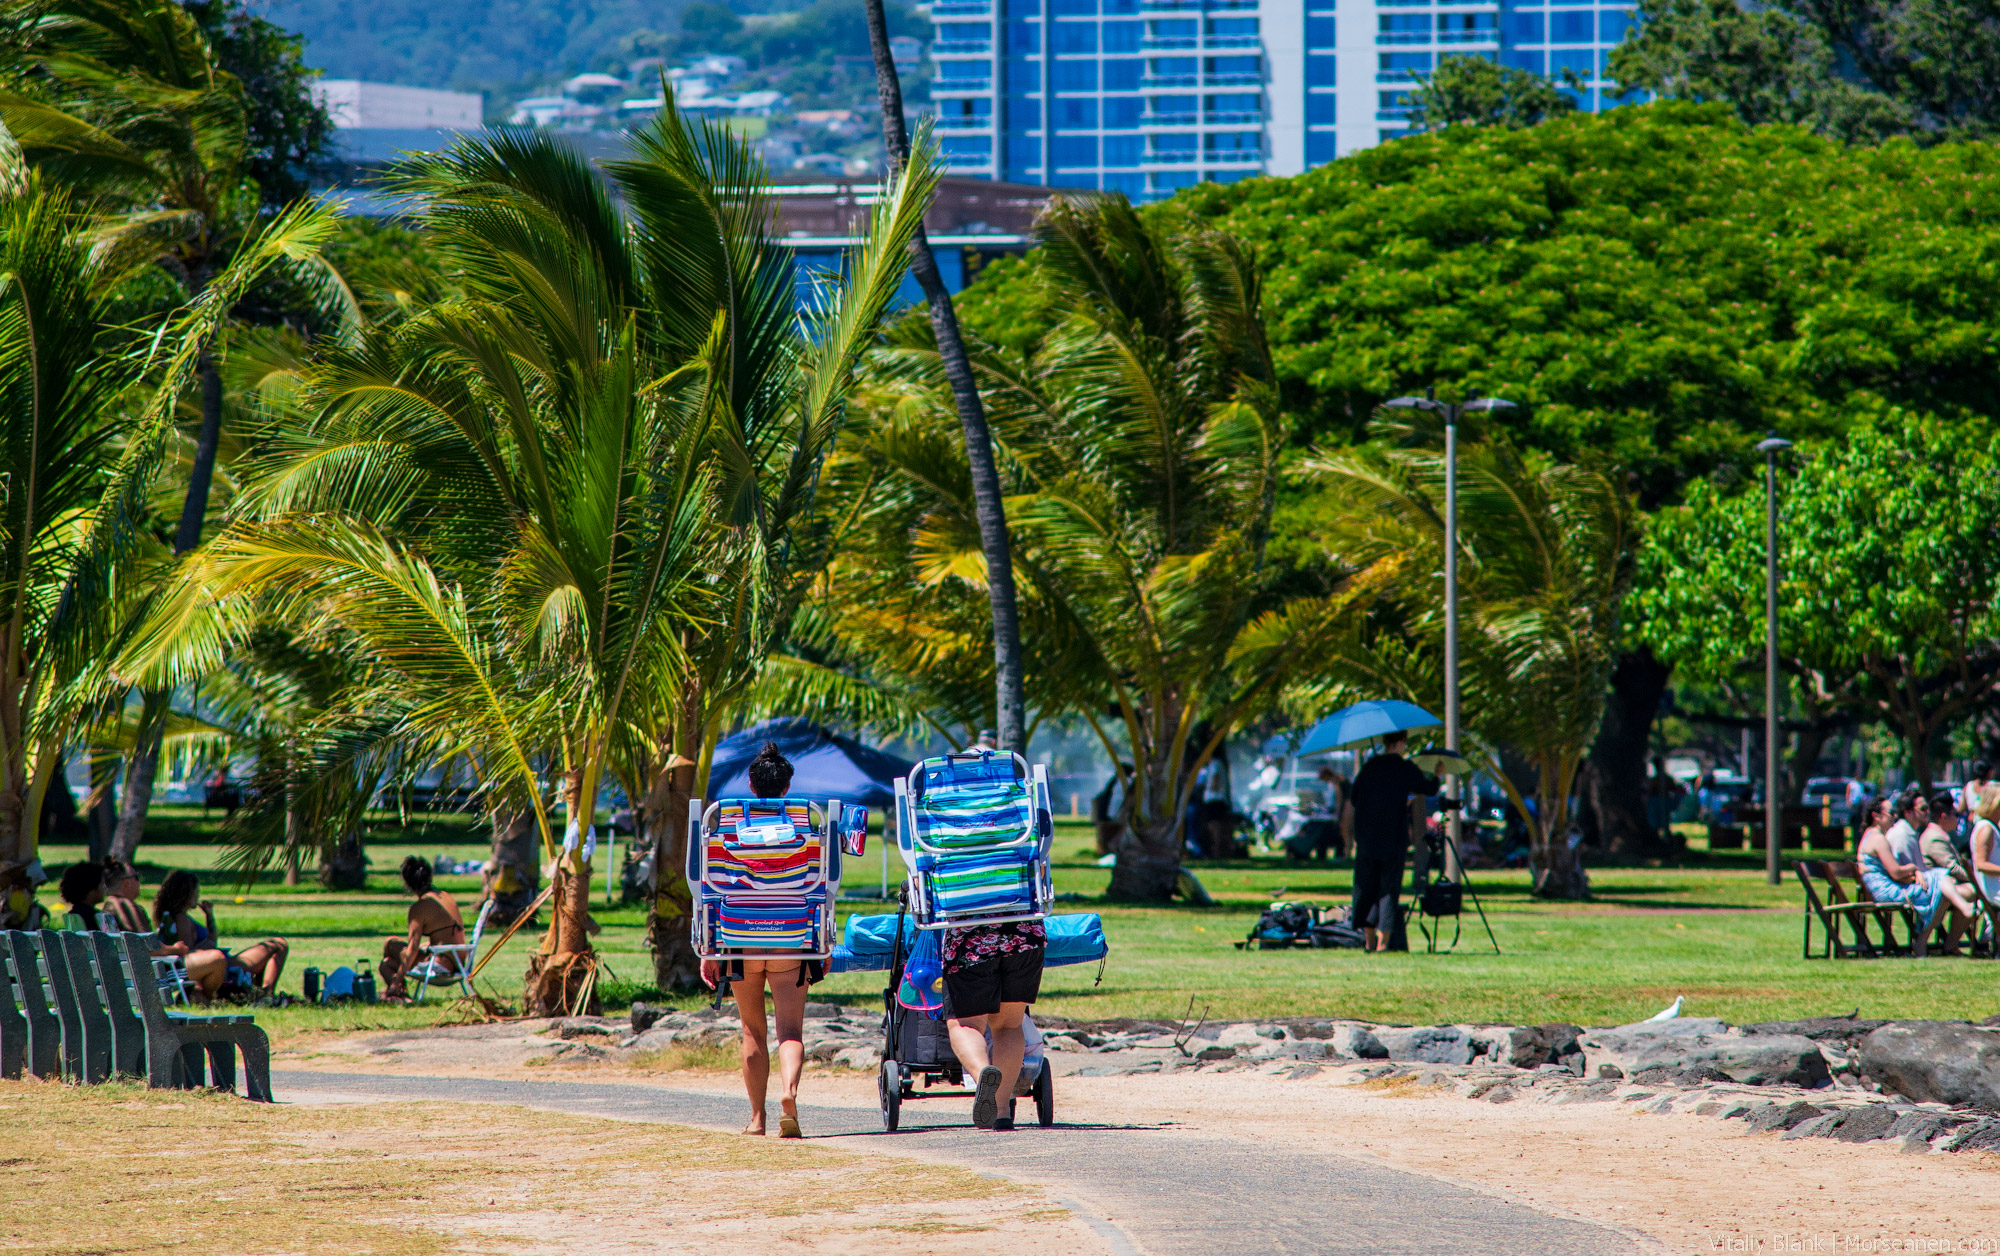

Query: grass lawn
[40,815,2000,1036]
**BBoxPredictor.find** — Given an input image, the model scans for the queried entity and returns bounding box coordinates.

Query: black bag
[1310,921,1366,948]
[1420,878,1463,918]
[1249,903,1314,949]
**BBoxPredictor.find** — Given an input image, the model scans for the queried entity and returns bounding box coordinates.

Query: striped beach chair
[685,796,852,961]
[894,751,1054,930]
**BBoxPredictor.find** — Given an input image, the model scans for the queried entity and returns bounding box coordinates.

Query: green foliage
[1610,0,2000,143]
[183,0,333,204]
[1634,414,2000,785]
[1153,106,2000,499]
[1407,53,1578,131]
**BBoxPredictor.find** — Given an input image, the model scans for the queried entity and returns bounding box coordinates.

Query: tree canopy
[1407,54,1578,131]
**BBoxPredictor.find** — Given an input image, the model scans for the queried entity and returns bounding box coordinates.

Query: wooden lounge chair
[1795,860,1927,957]
[1,931,61,1078]
[116,932,271,1101]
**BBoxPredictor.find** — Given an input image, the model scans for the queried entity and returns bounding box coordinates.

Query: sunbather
[381,856,466,1001]
[700,741,813,1138]
[154,870,289,1002]
[100,858,227,992]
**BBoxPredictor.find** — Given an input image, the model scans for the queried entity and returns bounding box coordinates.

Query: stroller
[684,795,866,968]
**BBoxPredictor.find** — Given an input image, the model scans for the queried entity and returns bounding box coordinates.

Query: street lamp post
[1386,394,1517,869]
[1757,433,1793,886]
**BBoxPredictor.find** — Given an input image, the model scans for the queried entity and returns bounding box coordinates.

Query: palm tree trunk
[113,349,227,864]
[862,0,1026,753]
[645,749,701,990]
[526,768,601,1016]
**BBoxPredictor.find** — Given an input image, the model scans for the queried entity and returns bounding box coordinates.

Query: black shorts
[942,947,1045,1018]
[1351,852,1405,931]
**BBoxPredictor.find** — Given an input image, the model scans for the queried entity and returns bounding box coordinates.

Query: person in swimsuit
[1856,797,1975,953]
[100,858,227,993]
[153,870,289,1002]
[701,742,814,1138]
[381,856,467,1000]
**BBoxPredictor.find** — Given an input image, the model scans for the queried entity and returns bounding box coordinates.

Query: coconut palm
[1300,422,1634,900]
[130,104,942,1005]
[0,0,357,858]
[0,156,338,894]
[825,195,1357,901]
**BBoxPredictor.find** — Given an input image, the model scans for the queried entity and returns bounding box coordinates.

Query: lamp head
[1461,397,1518,413]
[1756,431,1793,455]
[1386,396,1444,413]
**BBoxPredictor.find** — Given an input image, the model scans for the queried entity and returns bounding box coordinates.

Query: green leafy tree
[1301,422,1634,900]
[1610,0,2000,142]
[183,0,333,204]
[1634,415,2000,792]
[1407,54,1578,131]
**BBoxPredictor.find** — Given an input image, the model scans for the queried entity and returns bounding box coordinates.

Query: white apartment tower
[930,0,1636,198]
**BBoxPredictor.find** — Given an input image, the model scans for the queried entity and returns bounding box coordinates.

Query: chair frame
[894,751,1054,932]
[1959,854,2000,959]
[1796,859,1930,958]
[684,795,843,962]
[409,897,497,1003]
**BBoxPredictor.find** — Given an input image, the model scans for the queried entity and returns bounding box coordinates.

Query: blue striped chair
[685,797,851,961]
[895,751,1054,930]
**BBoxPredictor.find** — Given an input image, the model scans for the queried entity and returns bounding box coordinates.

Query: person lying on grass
[701,741,816,1138]
[380,856,467,1002]
[154,870,289,1003]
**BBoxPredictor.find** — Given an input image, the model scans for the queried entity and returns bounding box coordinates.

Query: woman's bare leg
[233,939,289,992]
[767,965,808,1122]
[946,1012,992,1076]
[732,970,771,1134]
[185,950,226,1002]
[987,1002,1028,1106]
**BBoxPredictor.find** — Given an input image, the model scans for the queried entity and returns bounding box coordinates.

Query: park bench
[0,929,271,1099]
[1795,860,1929,958]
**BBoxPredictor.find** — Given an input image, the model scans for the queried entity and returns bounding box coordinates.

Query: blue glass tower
[931,0,1639,196]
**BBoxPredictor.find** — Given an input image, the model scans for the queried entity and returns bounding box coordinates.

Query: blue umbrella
[707,717,914,808]
[1295,700,1442,756]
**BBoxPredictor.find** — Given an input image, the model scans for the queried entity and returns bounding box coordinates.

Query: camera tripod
[1410,831,1500,955]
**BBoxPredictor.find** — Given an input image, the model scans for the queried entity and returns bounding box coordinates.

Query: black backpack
[1250,903,1314,948]
[1420,878,1463,918]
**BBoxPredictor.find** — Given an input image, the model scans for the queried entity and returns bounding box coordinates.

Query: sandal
[778,1115,802,1139]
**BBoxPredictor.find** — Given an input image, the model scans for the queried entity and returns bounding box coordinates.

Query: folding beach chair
[894,751,1053,930]
[409,898,497,1003]
[684,797,852,961]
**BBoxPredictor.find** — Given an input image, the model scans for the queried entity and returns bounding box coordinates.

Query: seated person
[382,855,466,1001]
[101,859,226,994]
[1921,791,1969,880]
[154,870,289,1003]
[57,861,105,930]
[1858,806,1977,954]
[1970,783,2000,912]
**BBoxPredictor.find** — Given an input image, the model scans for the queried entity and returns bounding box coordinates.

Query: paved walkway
[275,1070,1632,1255]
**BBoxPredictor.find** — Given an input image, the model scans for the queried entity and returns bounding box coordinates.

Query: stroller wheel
[1034,1060,1055,1127]
[878,1058,902,1132]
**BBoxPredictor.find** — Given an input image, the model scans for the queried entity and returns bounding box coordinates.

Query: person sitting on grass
[57,861,105,931]
[154,870,290,1003]
[700,741,814,1138]
[101,859,227,994]
[1858,795,1977,954]
[381,855,467,1002]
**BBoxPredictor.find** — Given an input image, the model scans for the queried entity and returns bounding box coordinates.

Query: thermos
[354,960,377,1005]
[303,966,322,1003]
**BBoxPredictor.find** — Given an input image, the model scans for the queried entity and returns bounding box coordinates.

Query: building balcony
[932,77,993,92]
[1438,30,1499,42]
[1142,73,1199,87]
[936,116,995,130]
[1139,0,1200,9]
[1142,112,1199,126]
[931,0,992,13]
[1204,110,1262,123]
[1144,150,1200,163]
[1204,72,1262,85]
[1375,110,1415,121]
[931,41,993,54]
[1375,32,1431,44]
[1142,36,1198,49]
[1204,34,1261,48]
[1203,152,1263,165]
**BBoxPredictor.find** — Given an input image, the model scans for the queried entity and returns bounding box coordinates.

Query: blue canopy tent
[706,718,913,809]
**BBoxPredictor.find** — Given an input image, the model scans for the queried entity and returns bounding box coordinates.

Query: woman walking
[701,742,813,1137]
[943,916,1045,1130]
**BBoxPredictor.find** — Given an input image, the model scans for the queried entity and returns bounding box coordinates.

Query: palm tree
[0,160,338,891]
[0,0,356,859]
[860,0,1026,751]
[135,103,942,1005]
[829,195,1355,901]
[1301,421,1634,899]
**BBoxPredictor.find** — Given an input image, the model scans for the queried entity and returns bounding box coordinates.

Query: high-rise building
[931,0,1637,199]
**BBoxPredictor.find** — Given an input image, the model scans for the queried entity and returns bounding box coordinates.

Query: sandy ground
[276,1020,2000,1255]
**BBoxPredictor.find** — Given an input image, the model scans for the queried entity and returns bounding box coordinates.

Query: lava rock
[630,1002,670,1033]
[1825,1105,1901,1143]
[1195,1045,1238,1062]
[805,1002,842,1019]
[1377,1026,1475,1066]
[1858,1021,2000,1111]
[1744,1016,1889,1045]
[1337,1025,1389,1059]
[1747,1101,1824,1133]
[558,1019,617,1040]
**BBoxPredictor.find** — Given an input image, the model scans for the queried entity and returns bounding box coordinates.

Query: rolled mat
[830,911,1107,973]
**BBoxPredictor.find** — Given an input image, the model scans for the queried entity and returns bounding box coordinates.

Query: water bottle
[354,960,377,1005]
[303,967,321,1003]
